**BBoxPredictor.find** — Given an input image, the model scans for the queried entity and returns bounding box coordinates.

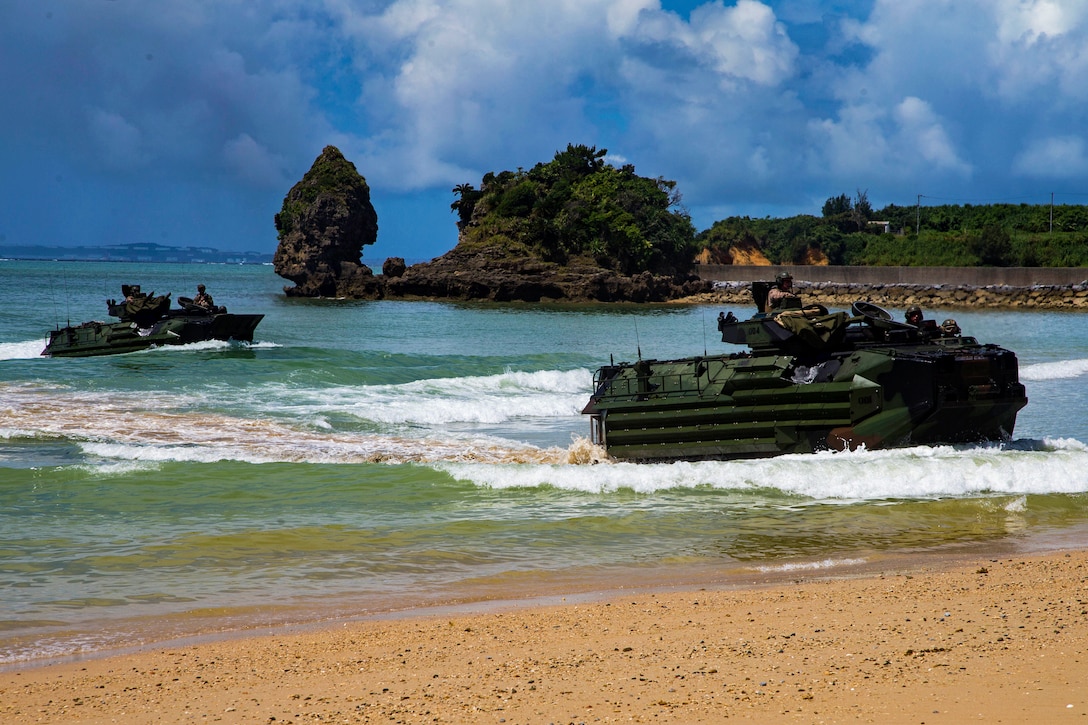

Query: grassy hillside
[699,199,1088,267]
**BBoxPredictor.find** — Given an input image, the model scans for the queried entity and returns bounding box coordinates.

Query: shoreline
[3,531,1060,674]
[4,545,1087,723]
[678,280,1088,311]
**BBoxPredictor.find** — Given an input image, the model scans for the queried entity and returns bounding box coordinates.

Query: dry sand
[3,550,1087,724]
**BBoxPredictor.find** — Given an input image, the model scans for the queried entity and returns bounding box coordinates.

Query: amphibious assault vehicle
[582,283,1027,461]
[42,284,264,357]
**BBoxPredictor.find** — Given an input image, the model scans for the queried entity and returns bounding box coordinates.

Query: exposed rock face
[381,247,709,303]
[726,242,772,266]
[322,245,710,303]
[802,247,830,266]
[381,257,407,278]
[694,247,729,265]
[273,146,380,297]
[693,242,774,266]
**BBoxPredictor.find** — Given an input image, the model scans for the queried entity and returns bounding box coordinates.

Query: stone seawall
[689,265,1088,311]
[680,280,1088,311]
[697,264,1088,287]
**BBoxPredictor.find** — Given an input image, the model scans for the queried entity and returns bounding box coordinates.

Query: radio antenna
[63,274,71,327]
[634,320,642,361]
[702,310,708,357]
[49,278,58,329]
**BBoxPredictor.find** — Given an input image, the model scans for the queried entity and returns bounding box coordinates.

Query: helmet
[941,318,961,335]
[197,284,206,292]
[906,305,921,316]
[775,271,793,283]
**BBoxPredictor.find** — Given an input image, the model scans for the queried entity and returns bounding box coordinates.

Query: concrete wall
[697,264,1088,287]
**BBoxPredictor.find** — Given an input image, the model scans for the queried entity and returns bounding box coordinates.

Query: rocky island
[272,146,382,298]
[273,144,710,302]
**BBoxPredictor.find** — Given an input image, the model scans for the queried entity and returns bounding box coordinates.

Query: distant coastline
[0,242,272,265]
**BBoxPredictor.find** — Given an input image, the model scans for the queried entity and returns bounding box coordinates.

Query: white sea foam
[1,380,580,465]
[139,339,230,353]
[75,428,571,467]
[0,339,47,360]
[246,368,593,425]
[128,339,273,354]
[1005,495,1028,512]
[435,439,1088,499]
[0,336,269,360]
[1020,358,1088,381]
[75,458,163,476]
[753,558,867,573]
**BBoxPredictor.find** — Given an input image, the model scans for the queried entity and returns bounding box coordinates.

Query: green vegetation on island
[450,144,697,275]
[701,190,1088,268]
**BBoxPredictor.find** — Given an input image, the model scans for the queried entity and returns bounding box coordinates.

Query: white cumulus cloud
[1012,135,1088,177]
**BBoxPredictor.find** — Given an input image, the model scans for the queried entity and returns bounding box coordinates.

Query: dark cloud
[2,0,1086,258]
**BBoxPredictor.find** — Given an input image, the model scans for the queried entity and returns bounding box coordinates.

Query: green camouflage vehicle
[582,282,1027,461]
[42,284,264,357]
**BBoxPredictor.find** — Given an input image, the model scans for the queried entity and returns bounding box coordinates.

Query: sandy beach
[3,549,1086,724]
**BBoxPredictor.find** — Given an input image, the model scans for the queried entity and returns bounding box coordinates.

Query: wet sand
[3,549,1087,724]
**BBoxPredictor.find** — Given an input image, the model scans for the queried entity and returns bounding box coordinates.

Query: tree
[822,193,852,217]
[971,225,1012,266]
[450,183,481,229]
[821,193,856,234]
[851,188,873,232]
[550,143,607,180]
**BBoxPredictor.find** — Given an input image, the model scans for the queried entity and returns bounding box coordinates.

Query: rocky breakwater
[685,280,1088,311]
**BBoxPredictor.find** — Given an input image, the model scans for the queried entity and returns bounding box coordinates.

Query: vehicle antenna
[49,278,59,329]
[702,311,708,357]
[634,320,642,360]
[63,274,71,327]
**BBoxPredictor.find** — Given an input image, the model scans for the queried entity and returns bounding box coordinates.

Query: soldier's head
[905,305,922,325]
[197,284,206,293]
[775,271,793,289]
[941,318,961,335]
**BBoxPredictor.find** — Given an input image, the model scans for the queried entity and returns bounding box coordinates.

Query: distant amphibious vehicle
[42,284,264,357]
[582,283,1027,461]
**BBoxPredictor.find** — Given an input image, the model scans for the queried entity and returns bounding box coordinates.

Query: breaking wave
[437,438,1088,499]
[1020,358,1088,381]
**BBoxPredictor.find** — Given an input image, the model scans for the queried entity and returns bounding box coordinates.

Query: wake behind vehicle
[582,282,1028,461]
[42,284,264,357]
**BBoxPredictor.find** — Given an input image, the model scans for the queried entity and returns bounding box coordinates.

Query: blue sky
[2,1,1087,262]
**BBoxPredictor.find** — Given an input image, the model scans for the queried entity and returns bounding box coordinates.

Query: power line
[916,192,1088,204]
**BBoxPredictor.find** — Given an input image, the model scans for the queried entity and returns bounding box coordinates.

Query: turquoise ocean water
[3,260,1088,666]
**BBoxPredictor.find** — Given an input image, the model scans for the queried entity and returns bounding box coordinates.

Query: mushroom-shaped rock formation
[273,146,382,298]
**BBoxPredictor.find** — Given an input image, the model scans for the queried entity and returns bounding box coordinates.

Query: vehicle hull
[41,313,264,357]
[583,321,1027,462]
